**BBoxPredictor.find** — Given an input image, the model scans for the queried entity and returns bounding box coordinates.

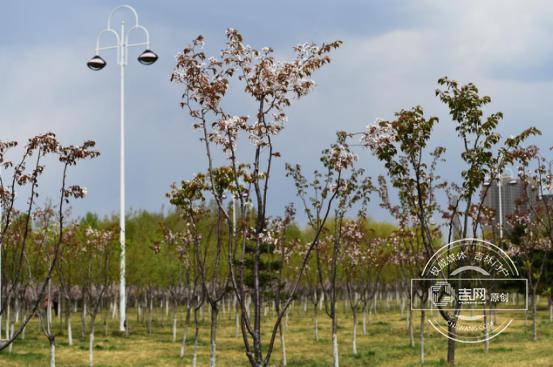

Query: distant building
[480,177,537,236]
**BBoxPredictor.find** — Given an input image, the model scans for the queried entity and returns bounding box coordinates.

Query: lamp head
[86,55,107,71]
[137,49,158,65]
[87,55,107,71]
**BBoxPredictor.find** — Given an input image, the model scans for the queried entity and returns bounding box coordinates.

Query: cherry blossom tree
[168,172,230,367]
[171,29,341,367]
[0,134,99,359]
[507,144,553,341]
[435,77,539,365]
[341,218,389,356]
[77,226,115,367]
[358,106,445,363]
[158,225,199,361]
[287,132,371,367]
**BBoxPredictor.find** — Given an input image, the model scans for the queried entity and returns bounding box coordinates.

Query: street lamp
[87,4,157,332]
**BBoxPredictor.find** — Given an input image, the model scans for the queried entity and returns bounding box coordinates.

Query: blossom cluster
[361,119,395,153]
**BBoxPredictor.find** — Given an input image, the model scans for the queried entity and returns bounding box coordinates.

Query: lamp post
[87,4,158,332]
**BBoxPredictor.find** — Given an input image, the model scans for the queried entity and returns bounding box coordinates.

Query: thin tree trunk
[172,312,177,343]
[148,296,153,334]
[352,312,358,355]
[112,301,117,320]
[408,304,414,347]
[192,308,199,367]
[8,310,13,354]
[549,298,552,322]
[15,297,20,323]
[67,318,73,346]
[81,300,87,339]
[279,322,287,367]
[49,338,56,367]
[57,293,62,335]
[48,281,56,367]
[484,305,489,352]
[532,289,538,341]
[235,309,240,338]
[180,304,191,358]
[447,323,456,365]
[332,328,339,367]
[420,310,425,364]
[332,310,339,367]
[89,327,95,367]
[362,306,367,336]
[210,305,218,367]
[314,305,319,341]
[5,300,10,340]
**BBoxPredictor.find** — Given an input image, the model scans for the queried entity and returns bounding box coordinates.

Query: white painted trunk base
[332,332,339,367]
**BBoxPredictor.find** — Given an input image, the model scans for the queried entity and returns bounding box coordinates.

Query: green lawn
[1,302,552,366]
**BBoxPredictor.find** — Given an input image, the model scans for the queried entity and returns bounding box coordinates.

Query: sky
[2,0,553,224]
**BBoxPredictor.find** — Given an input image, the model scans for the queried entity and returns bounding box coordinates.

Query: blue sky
[2,1,553,223]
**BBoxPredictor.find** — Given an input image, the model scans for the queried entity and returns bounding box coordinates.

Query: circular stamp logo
[411,238,527,343]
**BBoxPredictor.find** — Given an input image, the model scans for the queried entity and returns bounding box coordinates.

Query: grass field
[1,302,552,366]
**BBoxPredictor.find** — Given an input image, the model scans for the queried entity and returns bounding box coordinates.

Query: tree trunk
[8,313,13,353]
[67,318,73,346]
[210,305,218,367]
[89,328,95,367]
[81,301,87,339]
[104,317,108,337]
[48,282,56,366]
[352,311,358,355]
[112,301,117,320]
[9,316,15,352]
[408,304,414,347]
[532,289,537,341]
[420,310,425,364]
[49,337,56,367]
[192,308,199,367]
[172,313,177,343]
[447,323,456,365]
[332,330,339,367]
[235,309,240,338]
[400,296,405,319]
[148,297,153,334]
[5,300,10,340]
[362,306,367,336]
[57,293,62,335]
[279,322,287,367]
[484,305,489,352]
[549,299,552,322]
[332,310,339,367]
[180,305,191,358]
[314,305,319,341]
[15,297,20,323]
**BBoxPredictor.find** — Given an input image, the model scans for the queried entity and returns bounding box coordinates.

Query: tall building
[480,177,534,236]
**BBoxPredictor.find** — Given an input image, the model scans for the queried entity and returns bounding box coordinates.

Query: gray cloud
[2,0,553,224]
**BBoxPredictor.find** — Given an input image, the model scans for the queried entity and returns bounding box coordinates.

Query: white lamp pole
[498,178,503,239]
[0,167,2,339]
[87,4,158,332]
